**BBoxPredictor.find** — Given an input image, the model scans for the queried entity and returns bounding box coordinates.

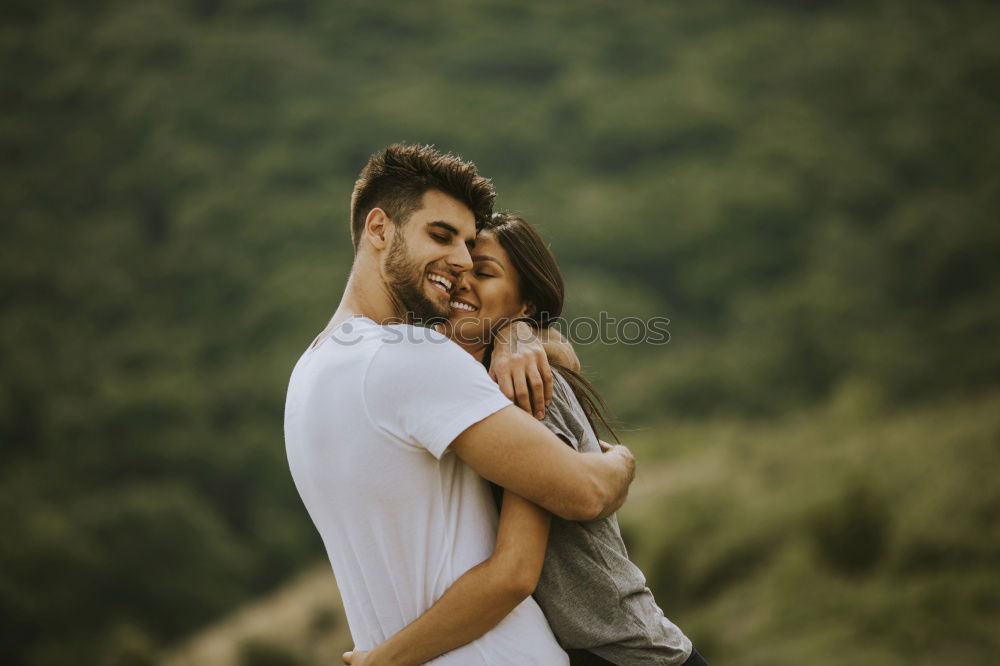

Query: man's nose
[448,243,473,273]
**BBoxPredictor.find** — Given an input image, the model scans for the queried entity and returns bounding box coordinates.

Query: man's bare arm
[451,405,635,521]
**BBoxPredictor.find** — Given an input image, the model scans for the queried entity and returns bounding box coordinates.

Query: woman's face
[447,231,531,352]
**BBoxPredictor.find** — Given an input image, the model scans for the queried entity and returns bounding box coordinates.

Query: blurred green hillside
[161,391,1000,666]
[2,0,998,664]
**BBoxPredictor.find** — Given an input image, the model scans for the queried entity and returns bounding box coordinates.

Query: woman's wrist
[358,647,388,666]
[364,641,413,666]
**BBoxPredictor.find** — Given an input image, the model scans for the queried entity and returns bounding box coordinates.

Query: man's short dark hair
[350,143,496,251]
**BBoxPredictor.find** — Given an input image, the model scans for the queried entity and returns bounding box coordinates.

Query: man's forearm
[452,406,636,522]
[365,558,529,666]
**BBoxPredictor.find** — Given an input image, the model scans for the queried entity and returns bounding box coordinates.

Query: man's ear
[363,208,392,251]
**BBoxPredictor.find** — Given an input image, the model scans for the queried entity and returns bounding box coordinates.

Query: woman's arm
[488,321,581,418]
[539,325,580,373]
[345,490,552,666]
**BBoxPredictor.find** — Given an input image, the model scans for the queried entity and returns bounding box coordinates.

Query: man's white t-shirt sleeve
[363,328,512,459]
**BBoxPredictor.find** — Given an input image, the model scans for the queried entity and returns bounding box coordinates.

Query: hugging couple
[284,144,707,666]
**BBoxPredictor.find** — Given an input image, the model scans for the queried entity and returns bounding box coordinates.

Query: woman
[347,213,707,666]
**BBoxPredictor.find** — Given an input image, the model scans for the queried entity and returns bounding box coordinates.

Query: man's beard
[384,226,450,323]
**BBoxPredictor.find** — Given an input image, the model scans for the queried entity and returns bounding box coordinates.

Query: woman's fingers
[536,348,554,409]
[488,321,554,417]
[512,370,532,414]
[492,351,550,418]
[494,364,516,403]
[527,362,547,420]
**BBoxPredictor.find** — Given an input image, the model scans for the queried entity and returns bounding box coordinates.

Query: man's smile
[427,272,454,297]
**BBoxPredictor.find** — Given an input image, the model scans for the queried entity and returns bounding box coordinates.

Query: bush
[309,604,339,639]
[808,481,890,576]
[238,638,304,666]
[100,624,158,666]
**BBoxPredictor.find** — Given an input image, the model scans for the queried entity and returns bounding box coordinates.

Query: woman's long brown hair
[482,212,621,444]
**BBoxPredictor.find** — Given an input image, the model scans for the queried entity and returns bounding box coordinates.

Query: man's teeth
[428,274,453,291]
[450,301,476,312]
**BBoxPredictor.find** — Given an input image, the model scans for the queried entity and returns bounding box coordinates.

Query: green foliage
[308,605,339,640]
[623,392,1000,665]
[99,624,159,666]
[808,481,890,576]
[238,638,304,666]
[1,0,998,663]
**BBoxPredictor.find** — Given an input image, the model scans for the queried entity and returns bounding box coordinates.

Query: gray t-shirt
[533,371,692,665]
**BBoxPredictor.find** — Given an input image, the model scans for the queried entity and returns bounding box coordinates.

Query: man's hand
[489,320,552,419]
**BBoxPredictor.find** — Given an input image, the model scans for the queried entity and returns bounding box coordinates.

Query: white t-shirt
[284,317,568,665]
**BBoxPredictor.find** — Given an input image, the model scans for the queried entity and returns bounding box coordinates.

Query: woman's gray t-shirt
[531,371,692,665]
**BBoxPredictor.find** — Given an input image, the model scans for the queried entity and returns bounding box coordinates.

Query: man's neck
[322,266,408,335]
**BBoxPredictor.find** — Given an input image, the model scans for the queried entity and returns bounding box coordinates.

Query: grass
[620,389,1000,665]
[162,390,1000,665]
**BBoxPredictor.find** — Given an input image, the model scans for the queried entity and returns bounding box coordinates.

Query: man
[284,144,636,665]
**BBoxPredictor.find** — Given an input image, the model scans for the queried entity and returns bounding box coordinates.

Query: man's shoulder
[380,322,451,343]
[363,323,488,390]
[329,320,460,358]
[371,323,470,359]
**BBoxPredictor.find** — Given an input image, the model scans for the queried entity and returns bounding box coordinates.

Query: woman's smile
[449,296,478,313]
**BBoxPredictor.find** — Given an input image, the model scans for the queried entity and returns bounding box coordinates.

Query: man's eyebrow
[428,221,459,235]
[428,220,476,246]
